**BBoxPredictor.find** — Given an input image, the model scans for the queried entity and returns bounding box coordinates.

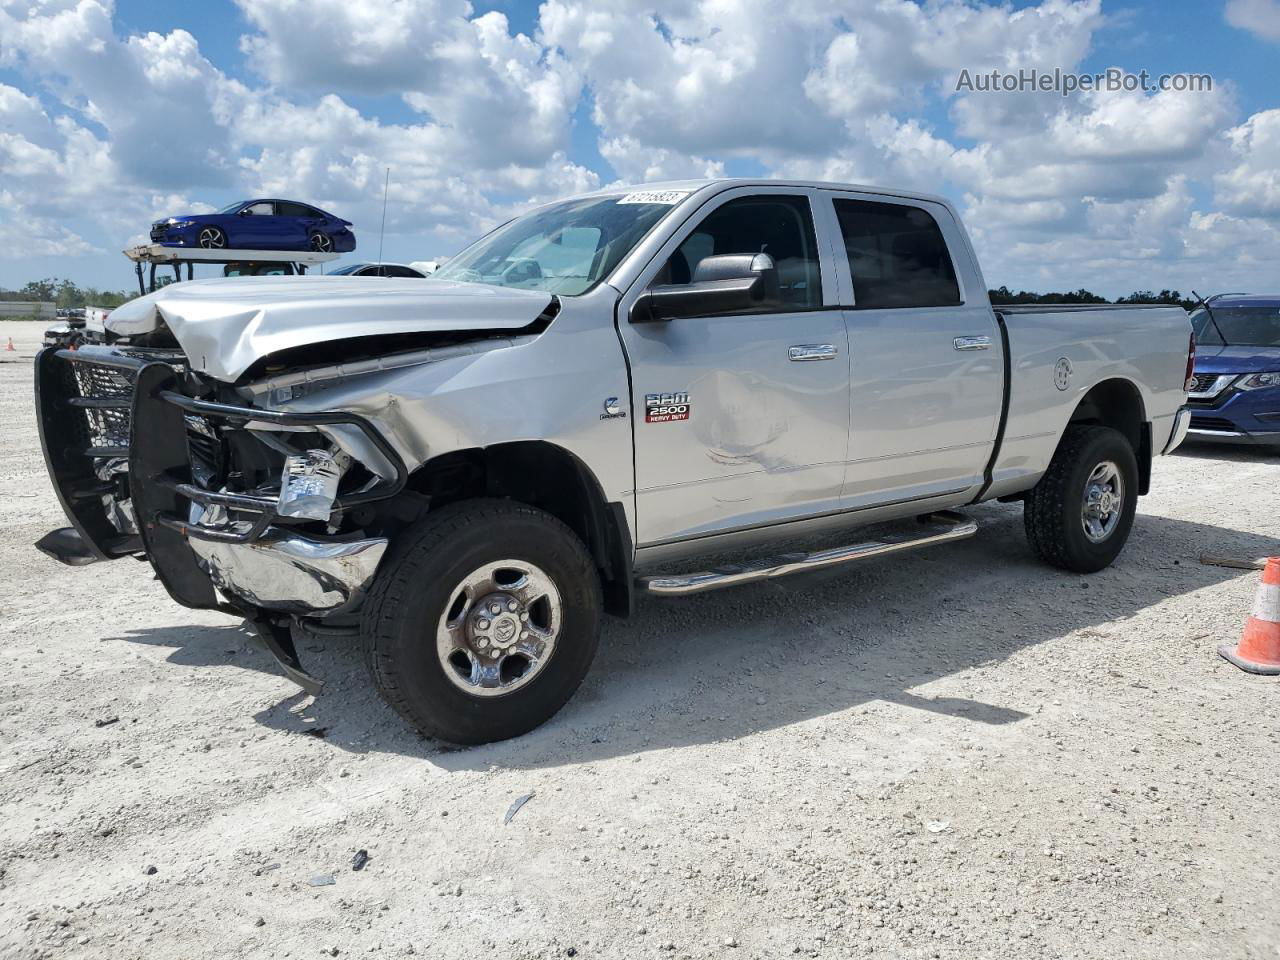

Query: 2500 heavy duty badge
[645,392,691,423]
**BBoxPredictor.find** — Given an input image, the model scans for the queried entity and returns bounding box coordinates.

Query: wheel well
[407,442,634,617]
[1068,378,1152,494]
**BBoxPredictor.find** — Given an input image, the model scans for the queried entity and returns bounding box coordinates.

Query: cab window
[834,199,960,309]
[657,195,821,311]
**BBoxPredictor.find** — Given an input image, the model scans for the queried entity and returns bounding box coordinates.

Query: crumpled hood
[1193,344,1280,375]
[105,275,554,382]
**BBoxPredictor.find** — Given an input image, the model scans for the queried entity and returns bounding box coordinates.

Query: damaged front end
[35,344,410,692]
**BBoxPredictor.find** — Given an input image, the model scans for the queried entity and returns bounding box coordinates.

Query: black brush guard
[37,345,409,694]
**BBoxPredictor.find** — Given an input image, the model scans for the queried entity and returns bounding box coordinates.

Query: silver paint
[103,274,554,381]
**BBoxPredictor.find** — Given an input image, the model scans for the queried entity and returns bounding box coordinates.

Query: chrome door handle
[788,344,837,361]
[953,336,992,351]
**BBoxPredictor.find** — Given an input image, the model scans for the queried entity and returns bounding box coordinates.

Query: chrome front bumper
[189,527,388,616]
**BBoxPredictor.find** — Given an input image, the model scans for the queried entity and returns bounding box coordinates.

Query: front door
[826,193,1003,508]
[235,201,278,248]
[617,190,850,548]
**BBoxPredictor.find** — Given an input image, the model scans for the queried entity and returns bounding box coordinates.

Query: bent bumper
[35,345,405,618]
[189,527,387,616]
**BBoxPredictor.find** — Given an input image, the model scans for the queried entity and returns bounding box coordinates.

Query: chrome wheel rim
[436,559,562,697]
[310,232,333,252]
[1082,460,1124,543]
[198,227,225,249]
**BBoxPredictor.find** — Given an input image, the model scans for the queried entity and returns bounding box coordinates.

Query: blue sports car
[149,199,356,253]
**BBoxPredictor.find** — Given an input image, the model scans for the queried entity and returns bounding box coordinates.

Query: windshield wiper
[1191,289,1230,345]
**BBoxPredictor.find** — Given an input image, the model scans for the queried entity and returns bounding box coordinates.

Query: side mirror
[631,253,780,323]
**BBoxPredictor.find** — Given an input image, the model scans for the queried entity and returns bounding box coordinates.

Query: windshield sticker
[618,191,689,205]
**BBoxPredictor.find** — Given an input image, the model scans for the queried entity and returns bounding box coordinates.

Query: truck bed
[984,303,1191,500]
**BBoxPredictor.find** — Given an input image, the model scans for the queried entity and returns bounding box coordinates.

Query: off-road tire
[361,499,602,745]
[1023,425,1138,573]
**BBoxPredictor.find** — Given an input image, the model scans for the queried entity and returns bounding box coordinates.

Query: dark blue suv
[150,199,355,253]
[1187,294,1280,447]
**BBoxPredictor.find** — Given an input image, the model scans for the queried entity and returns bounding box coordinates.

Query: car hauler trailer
[123,244,340,296]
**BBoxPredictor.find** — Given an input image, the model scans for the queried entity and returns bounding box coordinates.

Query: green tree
[0,277,135,308]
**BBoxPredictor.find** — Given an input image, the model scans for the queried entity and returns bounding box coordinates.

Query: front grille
[184,415,224,487]
[1189,415,1238,433]
[70,362,137,453]
[1189,373,1219,393]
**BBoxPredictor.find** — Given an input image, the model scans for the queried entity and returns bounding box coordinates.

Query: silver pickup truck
[35,179,1194,743]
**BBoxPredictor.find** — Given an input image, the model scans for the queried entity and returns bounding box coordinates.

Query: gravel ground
[1,318,1278,960]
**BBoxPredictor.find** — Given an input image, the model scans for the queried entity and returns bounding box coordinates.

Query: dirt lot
[1,318,1278,960]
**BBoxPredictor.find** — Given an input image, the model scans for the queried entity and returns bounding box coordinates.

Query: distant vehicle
[1187,294,1280,446]
[328,262,427,278]
[43,308,88,348]
[223,261,301,278]
[149,200,355,254]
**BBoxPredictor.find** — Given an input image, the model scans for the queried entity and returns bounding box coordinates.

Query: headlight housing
[167,219,195,228]
[1235,372,1280,391]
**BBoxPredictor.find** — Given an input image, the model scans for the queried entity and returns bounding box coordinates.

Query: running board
[639,511,978,596]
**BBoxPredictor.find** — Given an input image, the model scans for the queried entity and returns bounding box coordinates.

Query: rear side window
[278,202,316,218]
[660,195,822,311]
[834,199,960,309]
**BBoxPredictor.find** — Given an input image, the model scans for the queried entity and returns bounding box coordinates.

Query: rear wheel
[197,226,226,249]
[361,499,602,745]
[309,231,334,252]
[1023,425,1138,573]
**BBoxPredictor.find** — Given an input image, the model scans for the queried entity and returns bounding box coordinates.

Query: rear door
[616,187,850,547]
[822,192,1002,507]
[277,201,319,248]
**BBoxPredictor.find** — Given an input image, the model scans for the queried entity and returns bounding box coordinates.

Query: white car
[328,262,427,278]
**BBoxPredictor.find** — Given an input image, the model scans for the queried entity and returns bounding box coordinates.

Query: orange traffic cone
[4,337,14,352]
[1220,557,1280,675]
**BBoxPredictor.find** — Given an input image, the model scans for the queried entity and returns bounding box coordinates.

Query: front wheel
[1023,425,1139,573]
[361,499,602,745]
[197,226,227,249]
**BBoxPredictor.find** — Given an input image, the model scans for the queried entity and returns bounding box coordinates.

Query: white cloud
[1215,109,1280,217]
[0,0,1276,297]
[235,0,475,94]
[1225,0,1280,42]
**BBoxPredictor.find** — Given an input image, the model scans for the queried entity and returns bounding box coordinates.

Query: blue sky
[2,0,1279,296]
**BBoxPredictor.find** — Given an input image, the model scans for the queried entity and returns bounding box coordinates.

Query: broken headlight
[277,448,351,521]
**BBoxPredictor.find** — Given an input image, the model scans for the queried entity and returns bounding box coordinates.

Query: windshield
[432,195,681,295]
[1191,305,1280,347]
[218,201,247,214]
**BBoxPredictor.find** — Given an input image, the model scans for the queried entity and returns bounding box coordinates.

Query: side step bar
[639,511,978,596]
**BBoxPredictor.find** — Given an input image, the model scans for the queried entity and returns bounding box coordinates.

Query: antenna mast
[377,166,390,265]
